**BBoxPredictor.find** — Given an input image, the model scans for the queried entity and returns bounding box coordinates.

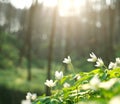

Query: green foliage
[33,67,120,104]
[0,44,19,69]
[0,68,46,93]
[0,32,19,69]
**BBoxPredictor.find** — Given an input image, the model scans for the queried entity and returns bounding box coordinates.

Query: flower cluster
[82,75,118,90]
[44,70,71,89]
[44,71,64,88]
[44,56,72,88]
[108,57,120,69]
[87,52,104,67]
[87,52,120,69]
[26,92,37,101]
[26,53,120,104]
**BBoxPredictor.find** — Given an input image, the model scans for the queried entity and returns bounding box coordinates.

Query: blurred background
[0,0,120,103]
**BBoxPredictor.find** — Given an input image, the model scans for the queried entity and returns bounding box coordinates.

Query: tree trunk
[26,2,37,81]
[46,7,57,96]
[105,6,115,64]
[64,19,72,72]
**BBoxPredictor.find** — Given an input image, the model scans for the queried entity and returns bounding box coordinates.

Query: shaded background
[0,0,120,104]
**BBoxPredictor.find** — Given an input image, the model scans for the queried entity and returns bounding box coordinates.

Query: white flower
[95,58,104,67]
[116,58,120,67]
[44,79,56,87]
[90,75,101,90]
[26,92,32,100]
[87,52,97,62]
[63,82,70,88]
[21,100,32,104]
[108,62,117,69]
[116,57,120,64]
[109,96,120,104]
[55,71,63,80]
[81,84,91,90]
[99,78,118,90]
[63,56,71,64]
[26,92,37,101]
[74,74,81,80]
[31,93,37,100]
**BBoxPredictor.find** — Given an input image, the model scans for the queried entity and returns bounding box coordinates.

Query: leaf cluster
[33,68,120,104]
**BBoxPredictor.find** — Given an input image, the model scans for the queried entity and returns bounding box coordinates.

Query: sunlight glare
[10,0,33,9]
[74,0,86,7]
[59,0,71,16]
[106,0,111,5]
[42,0,58,7]
[59,0,86,17]
[10,0,86,16]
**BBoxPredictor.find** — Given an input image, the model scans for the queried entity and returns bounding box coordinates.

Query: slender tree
[26,1,38,81]
[46,6,57,95]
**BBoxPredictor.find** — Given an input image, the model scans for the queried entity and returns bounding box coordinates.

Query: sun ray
[10,0,86,16]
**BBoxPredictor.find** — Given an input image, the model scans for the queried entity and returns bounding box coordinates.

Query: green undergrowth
[0,68,46,93]
[33,68,120,104]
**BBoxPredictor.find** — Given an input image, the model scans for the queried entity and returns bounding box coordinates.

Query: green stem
[103,65,108,69]
[69,63,75,74]
[50,87,52,94]
[76,86,79,103]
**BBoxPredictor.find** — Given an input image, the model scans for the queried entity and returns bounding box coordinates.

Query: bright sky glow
[106,0,111,5]
[41,0,86,16]
[42,0,58,7]
[59,0,86,17]
[9,0,86,16]
[10,0,33,9]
